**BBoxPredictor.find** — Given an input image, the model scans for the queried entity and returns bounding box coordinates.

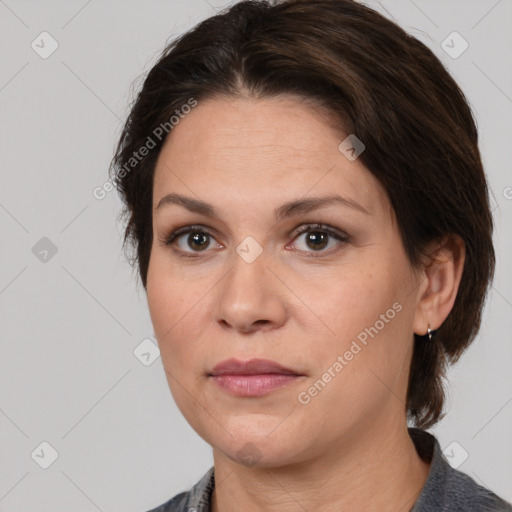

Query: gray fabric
[146,428,512,511]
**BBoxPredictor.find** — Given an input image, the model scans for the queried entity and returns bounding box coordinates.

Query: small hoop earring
[427,323,434,341]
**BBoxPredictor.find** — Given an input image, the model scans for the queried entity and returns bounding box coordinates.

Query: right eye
[164,225,222,256]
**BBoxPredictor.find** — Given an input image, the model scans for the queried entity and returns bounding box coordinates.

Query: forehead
[152,95,388,217]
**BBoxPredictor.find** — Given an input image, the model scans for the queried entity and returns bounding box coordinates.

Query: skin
[146,95,465,511]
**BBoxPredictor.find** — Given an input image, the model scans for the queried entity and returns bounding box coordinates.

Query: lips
[209,358,300,376]
[208,358,303,397]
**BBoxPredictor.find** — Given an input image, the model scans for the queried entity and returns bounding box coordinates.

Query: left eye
[290,224,348,254]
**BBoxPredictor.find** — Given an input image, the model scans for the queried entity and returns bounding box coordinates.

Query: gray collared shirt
[146,428,512,511]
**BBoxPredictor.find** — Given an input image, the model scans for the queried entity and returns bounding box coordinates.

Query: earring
[427,323,434,341]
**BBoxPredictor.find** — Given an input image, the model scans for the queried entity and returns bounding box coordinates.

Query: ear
[412,234,466,336]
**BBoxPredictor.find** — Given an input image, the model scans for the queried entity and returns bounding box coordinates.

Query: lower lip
[210,374,301,397]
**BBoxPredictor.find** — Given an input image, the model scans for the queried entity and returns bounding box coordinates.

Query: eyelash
[162,223,350,259]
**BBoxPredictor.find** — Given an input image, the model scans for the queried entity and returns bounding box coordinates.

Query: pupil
[307,231,328,250]
[189,232,209,250]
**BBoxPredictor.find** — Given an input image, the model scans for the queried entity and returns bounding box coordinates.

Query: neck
[210,417,431,512]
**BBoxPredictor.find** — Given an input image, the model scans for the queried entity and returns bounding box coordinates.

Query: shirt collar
[182,428,445,512]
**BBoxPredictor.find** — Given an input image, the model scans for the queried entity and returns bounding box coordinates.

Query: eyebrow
[155,193,370,219]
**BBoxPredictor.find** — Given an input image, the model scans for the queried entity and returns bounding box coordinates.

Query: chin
[208,424,311,469]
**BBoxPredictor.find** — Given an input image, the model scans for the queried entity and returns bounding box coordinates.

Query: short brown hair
[111,0,495,428]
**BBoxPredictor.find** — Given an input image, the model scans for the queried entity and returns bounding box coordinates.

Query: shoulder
[409,428,512,512]
[444,469,512,511]
[143,467,215,512]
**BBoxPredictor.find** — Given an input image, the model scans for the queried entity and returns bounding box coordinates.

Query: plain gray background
[0,0,511,510]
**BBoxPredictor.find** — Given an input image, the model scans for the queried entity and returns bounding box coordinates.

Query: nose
[213,248,288,334]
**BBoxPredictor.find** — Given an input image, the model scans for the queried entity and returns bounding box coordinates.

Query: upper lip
[209,358,301,376]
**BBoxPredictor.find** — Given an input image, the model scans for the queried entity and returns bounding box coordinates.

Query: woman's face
[147,95,426,467]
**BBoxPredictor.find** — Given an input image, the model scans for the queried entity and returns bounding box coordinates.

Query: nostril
[218,319,270,330]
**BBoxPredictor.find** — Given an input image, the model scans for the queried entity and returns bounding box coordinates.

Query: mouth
[208,358,304,397]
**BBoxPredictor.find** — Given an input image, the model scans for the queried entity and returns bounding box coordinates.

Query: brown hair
[110,0,495,428]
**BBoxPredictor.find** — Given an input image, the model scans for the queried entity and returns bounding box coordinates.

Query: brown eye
[304,231,329,250]
[187,231,210,251]
[291,223,349,255]
[164,226,218,254]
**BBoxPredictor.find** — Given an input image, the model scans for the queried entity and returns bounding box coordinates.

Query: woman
[111,0,512,510]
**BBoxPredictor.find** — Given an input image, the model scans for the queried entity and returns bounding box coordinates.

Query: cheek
[146,255,204,367]
[146,262,211,418]
[301,265,394,341]
[301,263,411,388]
